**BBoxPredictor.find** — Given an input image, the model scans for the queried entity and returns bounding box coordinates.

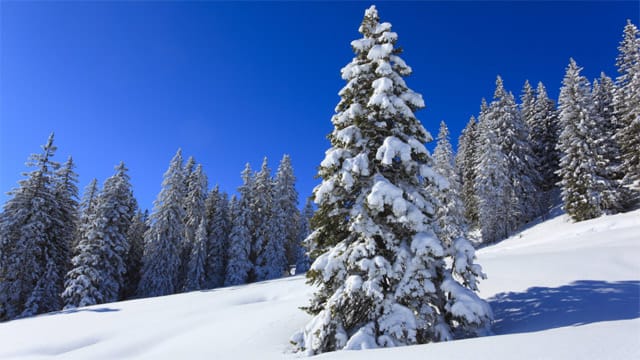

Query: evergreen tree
[184,219,208,291]
[431,121,466,246]
[294,199,314,275]
[224,193,252,286]
[179,162,208,291]
[224,166,254,286]
[475,79,515,243]
[454,116,479,228]
[205,187,230,288]
[0,134,66,320]
[252,158,286,281]
[63,162,135,308]
[529,82,560,212]
[274,154,301,269]
[74,179,99,252]
[557,59,604,221]
[292,7,491,354]
[615,20,640,188]
[52,157,79,262]
[123,210,148,299]
[138,149,186,297]
[592,73,629,212]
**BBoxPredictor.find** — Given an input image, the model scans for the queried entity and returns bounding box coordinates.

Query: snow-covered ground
[1,210,638,359]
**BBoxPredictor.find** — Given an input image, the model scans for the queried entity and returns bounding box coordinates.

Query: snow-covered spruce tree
[179,162,208,291]
[184,219,208,291]
[294,198,314,275]
[52,157,79,264]
[274,154,301,269]
[475,80,515,243]
[252,158,287,281]
[529,82,560,212]
[73,178,99,252]
[138,149,186,297]
[615,20,640,188]
[454,116,479,229]
[62,162,135,308]
[592,73,629,212]
[557,59,606,221]
[123,210,148,299]
[224,167,253,286]
[431,121,466,246]
[292,6,491,354]
[205,186,230,289]
[0,134,66,320]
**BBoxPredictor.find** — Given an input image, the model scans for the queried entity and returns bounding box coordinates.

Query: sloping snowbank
[0,210,638,359]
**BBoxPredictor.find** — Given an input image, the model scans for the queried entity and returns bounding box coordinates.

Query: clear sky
[1,1,638,210]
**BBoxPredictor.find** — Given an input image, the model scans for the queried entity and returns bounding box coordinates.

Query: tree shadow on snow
[489,280,640,335]
[57,307,120,315]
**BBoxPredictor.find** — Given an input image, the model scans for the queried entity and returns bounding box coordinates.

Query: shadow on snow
[489,280,640,335]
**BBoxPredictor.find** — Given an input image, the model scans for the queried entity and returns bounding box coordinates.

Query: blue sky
[1,1,637,210]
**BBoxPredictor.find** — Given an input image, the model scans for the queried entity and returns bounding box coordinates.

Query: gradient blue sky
[1,1,638,210]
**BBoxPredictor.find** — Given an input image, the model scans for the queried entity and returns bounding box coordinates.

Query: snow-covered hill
[1,210,638,360]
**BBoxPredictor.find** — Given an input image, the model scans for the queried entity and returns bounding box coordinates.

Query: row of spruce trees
[293,7,638,355]
[0,139,312,321]
[455,19,640,244]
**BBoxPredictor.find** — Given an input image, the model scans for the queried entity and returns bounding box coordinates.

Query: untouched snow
[1,210,639,359]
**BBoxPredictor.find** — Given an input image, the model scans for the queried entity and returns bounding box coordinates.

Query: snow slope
[1,210,639,359]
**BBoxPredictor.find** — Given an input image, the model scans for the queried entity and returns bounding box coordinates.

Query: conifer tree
[454,116,479,228]
[557,59,604,221]
[292,7,491,354]
[138,149,186,297]
[431,121,466,245]
[224,167,253,286]
[592,73,629,212]
[179,162,208,291]
[529,82,560,211]
[123,210,148,299]
[184,219,208,291]
[0,134,66,320]
[74,179,99,252]
[274,154,301,268]
[252,158,286,281]
[475,79,516,243]
[294,199,314,275]
[615,20,640,187]
[205,187,230,288]
[63,162,135,308]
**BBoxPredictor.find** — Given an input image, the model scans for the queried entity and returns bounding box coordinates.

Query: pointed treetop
[493,75,506,100]
[437,121,450,142]
[536,81,548,96]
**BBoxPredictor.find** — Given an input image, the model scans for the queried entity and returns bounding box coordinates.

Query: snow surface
[1,210,639,359]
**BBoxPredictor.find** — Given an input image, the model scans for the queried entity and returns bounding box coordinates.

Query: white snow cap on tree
[292,5,491,355]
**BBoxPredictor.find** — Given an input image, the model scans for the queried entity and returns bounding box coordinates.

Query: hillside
[0,210,638,360]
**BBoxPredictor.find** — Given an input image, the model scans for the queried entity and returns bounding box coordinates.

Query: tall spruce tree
[224,167,253,286]
[454,116,479,228]
[0,134,69,320]
[615,20,640,188]
[557,59,605,221]
[123,210,148,299]
[274,155,301,268]
[294,199,314,275]
[205,186,230,288]
[592,73,628,212]
[63,162,135,308]
[180,163,208,291]
[184,219,208,291]
[475,79,515,243]
[529,82,560,212]
[292,7,491,354]
[431,121,466,246]
[138,149,186,297]
[74,179,99,252]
